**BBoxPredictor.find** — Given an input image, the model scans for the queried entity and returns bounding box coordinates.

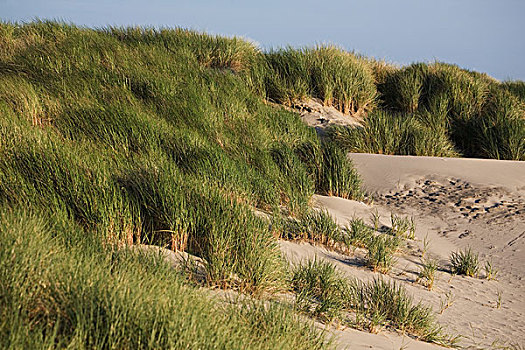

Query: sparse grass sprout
[417,258,439,290]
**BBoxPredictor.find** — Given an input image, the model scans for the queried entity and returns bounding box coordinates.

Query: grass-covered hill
[262,49,524,160]
[0,21,362,349]
[0,21,523,349]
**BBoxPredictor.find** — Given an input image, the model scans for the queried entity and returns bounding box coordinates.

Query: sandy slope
[348,153,525,195]
[281,153,525,349]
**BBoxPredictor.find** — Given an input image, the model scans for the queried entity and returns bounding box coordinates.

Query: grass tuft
[343,217,373,248]
[291,260,455,345]
[292,259,347,321]
[484,259,498,281]
[274,209,345,251]
[390,213,416,239]
[365,234,401,273]
[450,247,479,277]
[417,258,439,290]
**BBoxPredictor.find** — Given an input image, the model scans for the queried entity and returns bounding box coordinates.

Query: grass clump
[274,209,346,251]
[328,111,458,157]
[292,259,347,321]
[449,247,479,277]
[473,87,525,161]
[316,142,365,200]
[328,59,524,160]
[417,258,439,290]
[366,234,401,273]
[351,279,451,344]
[390,213,416,239]
[484,259,498,281]
[379,62,428,113]
[370,209,381,231]
[300,210,342,246]
[379,62,488,120]
[262,46,377,116]
[343,217,373,248]
[439,292,455,314]
[291,260,454,345]
[374,61,525,160]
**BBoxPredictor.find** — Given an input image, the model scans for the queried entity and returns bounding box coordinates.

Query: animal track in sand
[378,178,525,225]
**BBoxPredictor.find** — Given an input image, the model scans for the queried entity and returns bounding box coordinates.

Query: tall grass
[379,63,429,113]
[0,21,371,346]
[328,111,458,157]
[378,62,488,119]
[262,46,377,116]
[316,142,365,200]
[291,260,453,345]
[0,209,327,349]
[474,87,525,160]
[109,26,260,72]
[502,80,525,103]
[370,61,525,159]
[119,163,287,293]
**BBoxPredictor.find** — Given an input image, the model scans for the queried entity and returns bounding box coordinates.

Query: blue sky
[2,0,524,80]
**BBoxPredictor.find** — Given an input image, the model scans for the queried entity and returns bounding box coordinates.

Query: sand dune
[282,153,525,349]
[348,153,525,195]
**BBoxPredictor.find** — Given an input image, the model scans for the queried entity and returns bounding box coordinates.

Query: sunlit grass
[450,247,479,277]
[0,20,370,348]
[0,209,328,350]
[291,260,456,345]
[365,234,401,273]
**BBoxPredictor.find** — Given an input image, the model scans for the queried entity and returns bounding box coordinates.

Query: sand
[281,153,525,349]
[291,99,362,136]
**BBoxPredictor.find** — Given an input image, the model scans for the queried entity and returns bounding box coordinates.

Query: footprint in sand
[377,178,525,225]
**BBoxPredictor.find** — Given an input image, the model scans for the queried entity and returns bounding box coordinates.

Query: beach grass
[450,247,480,277]
[365,234,401,273]
[343,217,373,248]
[330,61,524,160]
[291,260,455,345]
[0,20,371,347]
[261,46,377,116]
[417,258,439,290]
[0,208,328,350]
[328,110,459,157]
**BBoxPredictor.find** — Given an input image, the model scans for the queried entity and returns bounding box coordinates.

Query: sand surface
[291,99,362,135]
[281,153,525,349]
